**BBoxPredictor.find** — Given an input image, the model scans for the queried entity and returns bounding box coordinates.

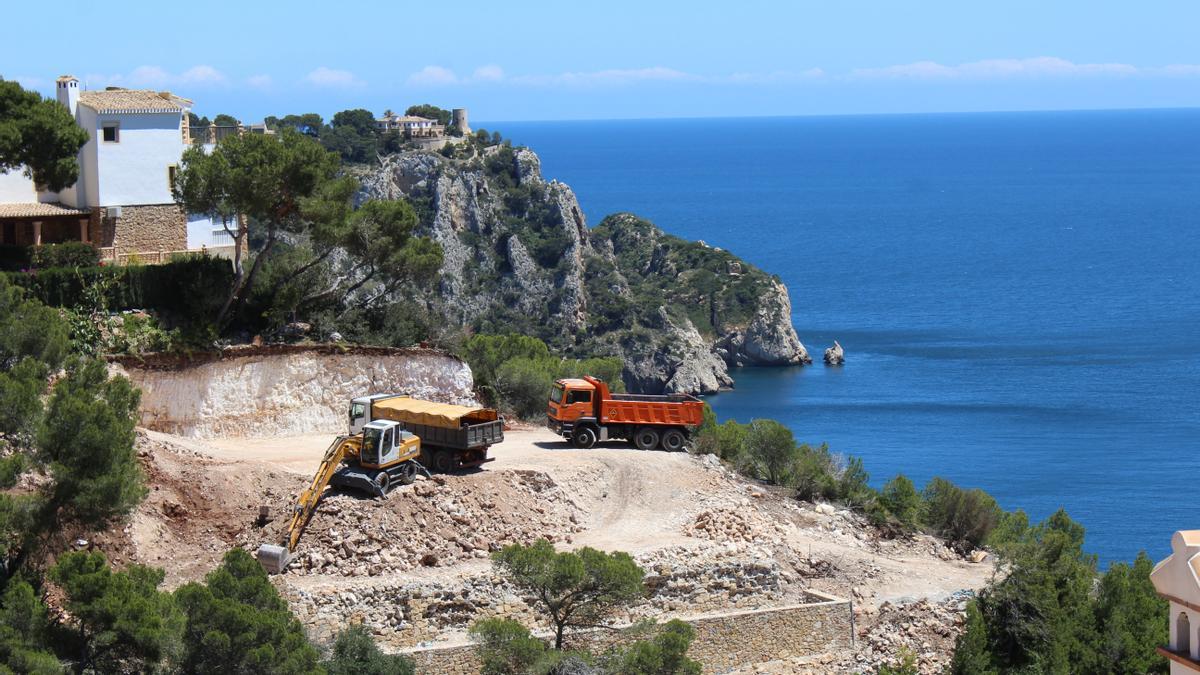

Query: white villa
[0,75,236,263]
[375,113,445,138]
[1152,530,1200,672]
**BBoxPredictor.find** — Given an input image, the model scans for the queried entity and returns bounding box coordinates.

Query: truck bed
[393,419,504,451]
[601,397,704,427]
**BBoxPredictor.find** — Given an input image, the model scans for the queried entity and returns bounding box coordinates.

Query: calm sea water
[494,111,1200,565]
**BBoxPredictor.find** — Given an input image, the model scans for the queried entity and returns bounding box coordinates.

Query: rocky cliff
[355,145,809,394]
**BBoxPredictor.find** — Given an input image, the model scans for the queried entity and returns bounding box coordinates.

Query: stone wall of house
[402,593,852,675]
[100,204,186,255]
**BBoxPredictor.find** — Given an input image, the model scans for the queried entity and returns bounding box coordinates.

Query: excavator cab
[358,421,418,469]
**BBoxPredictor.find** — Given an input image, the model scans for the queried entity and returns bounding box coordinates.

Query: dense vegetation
[471,541,702,674]
[0,78,89,191]
[692,411,1168,673]
[460,334,623,418]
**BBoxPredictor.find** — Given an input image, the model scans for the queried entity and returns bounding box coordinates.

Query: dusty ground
[101,425,992,673]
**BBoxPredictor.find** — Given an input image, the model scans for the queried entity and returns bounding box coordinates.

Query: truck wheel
[398,462,417,485]
[374,471,391,497]
[433,451,455,474]
[661,429,687,452]
[573,427,597,449]
[634,428,660,451]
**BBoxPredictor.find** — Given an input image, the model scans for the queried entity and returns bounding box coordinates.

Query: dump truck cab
[547,378,598,430]
[349,394,399,435]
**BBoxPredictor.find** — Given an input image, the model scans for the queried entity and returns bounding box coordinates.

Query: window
[1179,612,1191,654]
[550,385,564,404]
[567,390,592,405]
[168,165,178,191]
[350,403,366,421]
[102,123,119,142]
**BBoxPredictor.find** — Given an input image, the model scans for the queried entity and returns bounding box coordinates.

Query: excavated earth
[91,425,993,673]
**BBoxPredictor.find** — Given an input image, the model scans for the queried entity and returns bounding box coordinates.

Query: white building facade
[1152,531,1200,673]
[0,75,233,261]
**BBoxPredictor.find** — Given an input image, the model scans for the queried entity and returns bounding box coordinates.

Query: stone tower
[451,108,471,136]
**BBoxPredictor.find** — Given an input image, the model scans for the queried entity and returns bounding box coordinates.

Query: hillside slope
[355,146,810,394]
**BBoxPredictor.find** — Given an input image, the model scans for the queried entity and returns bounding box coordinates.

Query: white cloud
[305,67,364,88]
[851,57,1140,80]
[511,66,695,87]
[407,65,460,86]
[180,65,226,85]
[472,64,505,82]
[246,74,272,88]
[725,68,826,84]
[80,65,228,89]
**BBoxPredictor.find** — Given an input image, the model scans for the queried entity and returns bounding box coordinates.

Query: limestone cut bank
[111,345,475,438]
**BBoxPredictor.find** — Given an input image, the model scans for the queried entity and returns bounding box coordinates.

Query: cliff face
[356,146,809,394]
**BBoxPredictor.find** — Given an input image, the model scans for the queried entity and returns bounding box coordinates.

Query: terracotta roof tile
[78,89,193,114]
[0,203,90,218]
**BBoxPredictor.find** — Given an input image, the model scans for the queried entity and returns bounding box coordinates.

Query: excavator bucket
[256,544,293,574]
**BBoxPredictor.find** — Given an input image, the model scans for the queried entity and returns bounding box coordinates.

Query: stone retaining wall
[100,204,187,255]
[403,591,851,674]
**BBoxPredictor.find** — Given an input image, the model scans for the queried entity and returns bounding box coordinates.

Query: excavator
[256,419,422,574]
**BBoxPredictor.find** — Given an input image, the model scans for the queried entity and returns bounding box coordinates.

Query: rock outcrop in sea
[824,341,845,366]
[355,144,809,394]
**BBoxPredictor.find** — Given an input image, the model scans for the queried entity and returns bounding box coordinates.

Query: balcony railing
[184,124,273,145]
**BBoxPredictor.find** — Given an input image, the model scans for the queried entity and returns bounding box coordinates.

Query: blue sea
[493,110,1200,566]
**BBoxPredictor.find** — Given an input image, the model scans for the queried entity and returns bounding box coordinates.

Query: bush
[30,242,99,269]
[791,442,840,502]
[880,475,922,531]
[739,419,798,485]
[323,625,414,675]
[922,477,1002,554]
[470,618,549,675]
[6,255,231,333]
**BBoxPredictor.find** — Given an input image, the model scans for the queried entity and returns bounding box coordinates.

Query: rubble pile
[840,596,969,674]
[247,470,585,577]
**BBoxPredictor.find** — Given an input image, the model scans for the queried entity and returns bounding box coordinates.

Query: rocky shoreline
[355,146,811,395]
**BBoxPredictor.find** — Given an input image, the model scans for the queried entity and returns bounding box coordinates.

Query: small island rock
[824,341,845,366]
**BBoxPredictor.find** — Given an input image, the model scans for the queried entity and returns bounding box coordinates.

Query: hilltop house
[375,113,445,138]
[0,75,235,263]
[374,108,471,141]
[1152,530,1200,673]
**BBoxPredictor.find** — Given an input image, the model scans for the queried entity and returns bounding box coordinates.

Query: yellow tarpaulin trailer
[370,397,499,430]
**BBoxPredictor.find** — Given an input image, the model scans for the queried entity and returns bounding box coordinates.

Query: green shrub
[880,475,922,530]
[791,442,840,502]
[921,477,1002,554]
[739,419,799,485]
[495,356,557,419]
[6,255,231,333]
[323,625,414,675]
[30,242,99,269]
[469,618,549,675]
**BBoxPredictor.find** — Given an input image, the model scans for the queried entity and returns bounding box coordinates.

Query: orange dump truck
[546,375,704,451]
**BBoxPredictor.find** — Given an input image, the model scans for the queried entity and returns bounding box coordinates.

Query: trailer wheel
[573,427,597,449]
[433,451,455,474]
[634,427,660,451]
[661,429,687,452]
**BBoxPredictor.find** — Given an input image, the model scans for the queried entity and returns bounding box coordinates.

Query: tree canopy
[0,79,88,192]
[493,540,644,650]
[404,104,452,126]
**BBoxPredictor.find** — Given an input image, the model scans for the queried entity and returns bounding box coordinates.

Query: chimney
[56,75,79,117]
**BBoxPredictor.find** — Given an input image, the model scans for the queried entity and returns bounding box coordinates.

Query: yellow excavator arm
[258,434,361,573]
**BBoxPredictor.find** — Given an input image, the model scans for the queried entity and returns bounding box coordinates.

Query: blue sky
[5,0,1200,123]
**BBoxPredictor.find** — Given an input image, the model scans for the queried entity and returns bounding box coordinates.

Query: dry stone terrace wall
[401,592,852,675]
[111,345,476,438]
